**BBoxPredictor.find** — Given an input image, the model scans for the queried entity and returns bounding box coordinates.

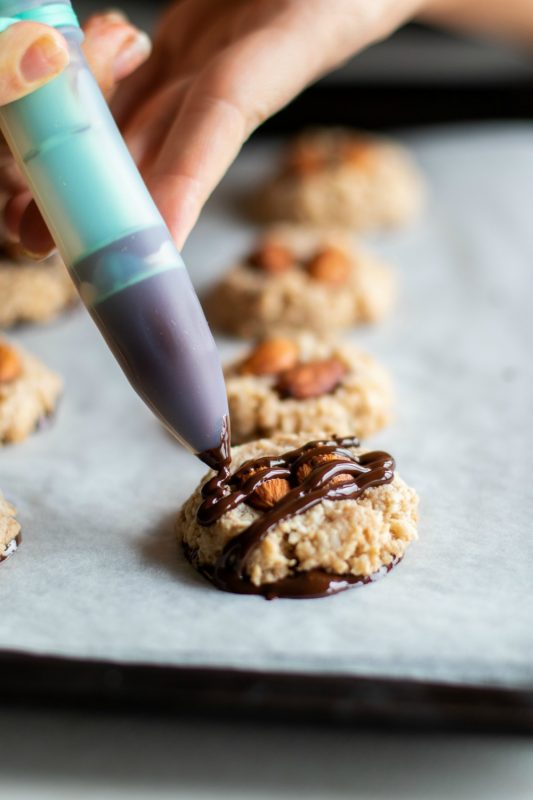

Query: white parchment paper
[1,124,532,689]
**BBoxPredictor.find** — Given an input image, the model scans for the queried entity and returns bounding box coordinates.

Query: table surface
[1,707,533,799]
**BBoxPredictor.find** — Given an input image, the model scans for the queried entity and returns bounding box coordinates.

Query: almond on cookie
[275,357,347,400]
[203,225,396,338]
[0,342,22,383]
[252,128,424,231]
[224,332,394,445]
[238,338,299,377]
[305,247,352,285]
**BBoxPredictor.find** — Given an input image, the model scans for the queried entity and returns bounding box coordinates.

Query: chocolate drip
[198,414,231,474]
[193,436,396,599]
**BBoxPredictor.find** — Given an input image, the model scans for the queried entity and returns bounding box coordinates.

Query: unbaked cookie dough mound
[0,339,62,443]
[0,494,20,562]
[204,226,395,337]
[253,128,424,230]
[178,434,419,599]
[0,247,77,328]
[225,333,393,444]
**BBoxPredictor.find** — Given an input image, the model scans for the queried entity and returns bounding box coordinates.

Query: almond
[284,142,325,176]
[306,246,351,285]
[238,338,299,377]
[248,241,294,274]
[297,452,352,487]
[276,357,347,400]
[248,477,291,511]
[340,138,378,171]
[0,342,22,383]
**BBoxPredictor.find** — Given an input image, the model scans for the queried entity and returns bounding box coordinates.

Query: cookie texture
[0,494,20,560]
[0,339,62,443]
[0,250,77,327]
[226,333,393,444]
[204,226,395,337]
[253,128,424,230]
[178,434,419,589]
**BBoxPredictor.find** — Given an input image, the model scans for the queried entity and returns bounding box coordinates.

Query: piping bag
[0,0,229,461]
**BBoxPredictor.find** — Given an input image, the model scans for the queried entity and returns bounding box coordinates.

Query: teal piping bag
[0,1,229,460]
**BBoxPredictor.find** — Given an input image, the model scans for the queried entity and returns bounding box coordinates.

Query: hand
[8,0,521,257]
[112,0,426,249]
[0,11,151,257]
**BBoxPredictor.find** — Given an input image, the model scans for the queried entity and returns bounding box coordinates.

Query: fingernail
[19,35,68,83]
[113,31,151,79]
[103,9,129,23]
[20,244,55,261]
[20,247,53,262]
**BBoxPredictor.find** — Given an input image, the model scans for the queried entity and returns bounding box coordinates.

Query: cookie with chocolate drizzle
[178,433,419,599]
[0,493,20,563]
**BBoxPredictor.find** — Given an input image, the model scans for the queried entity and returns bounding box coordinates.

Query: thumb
[0,21,69,106]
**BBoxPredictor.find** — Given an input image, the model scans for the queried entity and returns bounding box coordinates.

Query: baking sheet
[1,124,532,690]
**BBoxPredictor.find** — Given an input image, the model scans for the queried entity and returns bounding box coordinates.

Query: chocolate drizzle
[194,436,396,599]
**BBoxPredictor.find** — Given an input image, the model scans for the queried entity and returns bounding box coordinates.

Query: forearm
[420,0,533,47]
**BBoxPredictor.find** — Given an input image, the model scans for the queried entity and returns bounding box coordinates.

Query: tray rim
[2,648,532,733]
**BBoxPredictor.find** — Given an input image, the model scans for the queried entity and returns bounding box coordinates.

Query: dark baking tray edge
[1,649,532,734]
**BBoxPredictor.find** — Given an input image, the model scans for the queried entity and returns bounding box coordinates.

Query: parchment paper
[1,124,532,689]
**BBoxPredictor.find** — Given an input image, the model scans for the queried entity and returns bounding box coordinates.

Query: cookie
[0,247,77,327]
[253,128,424,230]
[0,493,20,562]
[204,226,395,337]
[0,339,62,443]
[178,434,419,599]
[225,333,393,444]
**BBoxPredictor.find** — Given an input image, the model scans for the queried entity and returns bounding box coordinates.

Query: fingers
[144,78,248,248]
[0,10,152,255]
[82,10,152,100]
[0,152,25,194]
[18,199,54,256]
[143,18,339,247]
[123,78,191,168]
[3,190,32,242]
[111,48,162,128]
[0,21,69,106]
[4,191,54,257]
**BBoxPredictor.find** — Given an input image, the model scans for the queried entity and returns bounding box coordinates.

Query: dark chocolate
[193,436,396,599]
[184,544,400,600]
[198,414,231,473]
